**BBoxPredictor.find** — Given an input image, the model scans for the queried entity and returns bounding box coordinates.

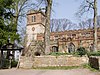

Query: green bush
[11,60,18,67]
[1,59,10,69]
[77,47,87,57]
[87,51,100,56]
[49,52,68,56]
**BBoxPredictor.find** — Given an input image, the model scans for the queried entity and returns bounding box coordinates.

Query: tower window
[32,16,36,22]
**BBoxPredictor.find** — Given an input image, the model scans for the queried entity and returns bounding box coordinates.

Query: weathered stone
[19,56,33,69]
[19,55,88,68]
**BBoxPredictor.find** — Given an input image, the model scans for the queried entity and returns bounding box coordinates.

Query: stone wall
[19,55,88,68]
[19,56,34,68]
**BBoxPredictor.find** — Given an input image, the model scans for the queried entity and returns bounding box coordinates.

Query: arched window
[68,42,75,53]
[89,44,94,52]
[52,46,58,52]
[67,37,72,41]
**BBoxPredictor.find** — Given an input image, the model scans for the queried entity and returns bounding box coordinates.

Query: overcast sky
[51,0,100,23]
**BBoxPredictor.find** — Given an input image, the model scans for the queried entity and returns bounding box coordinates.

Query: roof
[0,41,23,51]
[27,10,45,16]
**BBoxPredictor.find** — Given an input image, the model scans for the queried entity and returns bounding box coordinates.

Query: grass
[49,52,68,56]
[87,51,100,56]
[81,64,100,72]
[32,64,100,72]
[48,52,86,57]
[33,66,80,70]
[49,52,75,57]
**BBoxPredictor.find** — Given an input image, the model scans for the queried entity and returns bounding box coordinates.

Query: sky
[51,0,100,24]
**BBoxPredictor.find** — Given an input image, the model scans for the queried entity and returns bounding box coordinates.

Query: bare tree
[50,19,63,32]
[14,0,35,28]
[93,0,98,51]
[50,19,76,32]
[44,0,52,54]
[86,19,93,28]
[78,15,100,29]
[78,22,86,29]
[78,18,93,29]
[12,0,38,48]
[50,19,55,32]
[62,19,78,30]
[76,0,98,51]
[97,15,100,27]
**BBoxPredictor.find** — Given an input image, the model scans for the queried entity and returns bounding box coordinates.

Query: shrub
[11,60,18,67]
[49,52,68,56]
[1,59,10,69]
[77,47,87,57]
[87,51,100,56]
[0,59,18,69]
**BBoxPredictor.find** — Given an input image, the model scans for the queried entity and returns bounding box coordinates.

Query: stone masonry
[19,55,88,68]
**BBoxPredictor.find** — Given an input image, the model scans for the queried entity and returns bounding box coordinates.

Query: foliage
[76,47,87,57]
[0,0,20,47]
[11,60,18,67]
[0,59,18,69]
[0,0,36,47]
[82,64,99,71]
[49,52,70,56]
[87,51,100,56]
[0,59,10,69]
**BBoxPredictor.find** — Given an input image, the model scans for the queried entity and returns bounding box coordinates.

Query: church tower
[26,10,45,47]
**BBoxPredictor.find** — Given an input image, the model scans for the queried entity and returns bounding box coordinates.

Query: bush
[49,52,68,56]
[87,51,100,56]
[77,47,87,57]
[0,59,18,69]
[11,60,18,67]
[1,59,10,69]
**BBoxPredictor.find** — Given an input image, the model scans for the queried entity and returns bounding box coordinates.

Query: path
[0,68,100,75]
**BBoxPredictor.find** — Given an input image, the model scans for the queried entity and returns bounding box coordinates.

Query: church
[26,10,100,55]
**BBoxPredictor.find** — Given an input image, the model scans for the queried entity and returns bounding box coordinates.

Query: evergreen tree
[0,0,20,47]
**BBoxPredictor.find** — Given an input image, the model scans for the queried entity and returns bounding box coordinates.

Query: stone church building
[26,10,100,55]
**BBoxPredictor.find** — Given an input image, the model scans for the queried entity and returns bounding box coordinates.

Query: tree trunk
[44,0,52,54]
[93,0,98,52]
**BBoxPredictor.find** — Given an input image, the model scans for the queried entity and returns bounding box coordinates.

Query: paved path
[0,68,100,75]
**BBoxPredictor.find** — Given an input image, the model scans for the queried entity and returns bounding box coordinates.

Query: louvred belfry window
[32,16,36,22]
